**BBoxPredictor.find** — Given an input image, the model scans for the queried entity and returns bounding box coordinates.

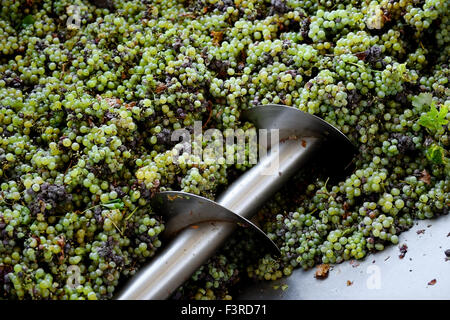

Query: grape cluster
[0,0,449,300]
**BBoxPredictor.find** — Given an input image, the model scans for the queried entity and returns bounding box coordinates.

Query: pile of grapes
[0,0,448,300]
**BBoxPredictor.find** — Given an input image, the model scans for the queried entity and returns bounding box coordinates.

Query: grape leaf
[394,63,412,82]
[22,15,35,25]
[101,199,124,209]
[412,93,433,109]
[397,63,406,75]
[315,264,330,279]
[417,102,448,132]
[426,144,446,165]
[438,105,449,123]
[211,31,224,46]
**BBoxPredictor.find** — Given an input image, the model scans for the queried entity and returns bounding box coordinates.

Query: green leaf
[438,105,449,124]
[22,15,35,25]
[417,115,434,130]
[395,63,413,82]
[101,199,124,210]
[397,63,406,75]
[426,144,446,165]
[417,100,448,132]
[412,93,433,109]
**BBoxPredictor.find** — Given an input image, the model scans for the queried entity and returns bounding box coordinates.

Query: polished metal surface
[151,191,280,253]
[242,104,353,148]
[116,105,355,300]
[216,137,321,218]
[243,105,356,172]
[117,138,319,300]
[238,214,450,300]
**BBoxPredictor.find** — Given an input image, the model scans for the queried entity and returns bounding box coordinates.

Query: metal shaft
[117,137,321,300]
